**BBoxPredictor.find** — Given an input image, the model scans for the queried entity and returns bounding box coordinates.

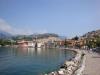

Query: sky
[0,0,100,38]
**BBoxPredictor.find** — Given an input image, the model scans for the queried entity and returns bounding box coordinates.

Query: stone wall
[45,48,85,75]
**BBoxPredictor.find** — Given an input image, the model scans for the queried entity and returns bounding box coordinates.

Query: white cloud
[0,18,48,35]
[0,18,12,33]
[0,18,33,35]
[35,29,48,34]
[14,28,33,35]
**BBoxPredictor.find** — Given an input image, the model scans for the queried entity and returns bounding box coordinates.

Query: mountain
[30,33,59,39]
[12,33,59,40]
[0,30,12,39]
[82,29,100,38]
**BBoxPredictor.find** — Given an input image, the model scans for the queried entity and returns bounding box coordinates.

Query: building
[17,37,62,48]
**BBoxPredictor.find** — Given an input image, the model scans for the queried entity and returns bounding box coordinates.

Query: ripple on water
[0,47,76,75]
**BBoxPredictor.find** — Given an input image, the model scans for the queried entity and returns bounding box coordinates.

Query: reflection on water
[0,47,76,75]
[27,48,43,56]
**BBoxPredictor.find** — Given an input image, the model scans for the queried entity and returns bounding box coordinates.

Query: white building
[27,41,35,47]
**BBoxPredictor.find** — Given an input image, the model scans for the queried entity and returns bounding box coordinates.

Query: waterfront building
[17,40,28,47]
[27,41,35,47]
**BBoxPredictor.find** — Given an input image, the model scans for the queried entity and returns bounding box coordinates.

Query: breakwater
[45,48,85,75]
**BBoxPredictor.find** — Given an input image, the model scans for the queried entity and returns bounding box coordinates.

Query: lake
[0,47,76,75]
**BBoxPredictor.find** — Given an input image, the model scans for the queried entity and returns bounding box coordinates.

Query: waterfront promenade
[82,50,100,75]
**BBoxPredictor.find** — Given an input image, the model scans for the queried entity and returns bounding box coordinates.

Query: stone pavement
[82,50,100,75]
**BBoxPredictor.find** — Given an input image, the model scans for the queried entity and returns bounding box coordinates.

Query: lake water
[0,47,76,75]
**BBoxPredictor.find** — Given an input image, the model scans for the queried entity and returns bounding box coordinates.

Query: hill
[0,30,12,39]
[82,29,100,38]
[12,33,59,40]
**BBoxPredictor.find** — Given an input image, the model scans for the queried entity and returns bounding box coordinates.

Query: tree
[72,36,79,40]
[64,38,68,48]
[86,39,93,49]
[96,38,100,47]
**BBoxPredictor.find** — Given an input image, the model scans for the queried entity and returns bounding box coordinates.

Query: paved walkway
[82,50,100,75]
